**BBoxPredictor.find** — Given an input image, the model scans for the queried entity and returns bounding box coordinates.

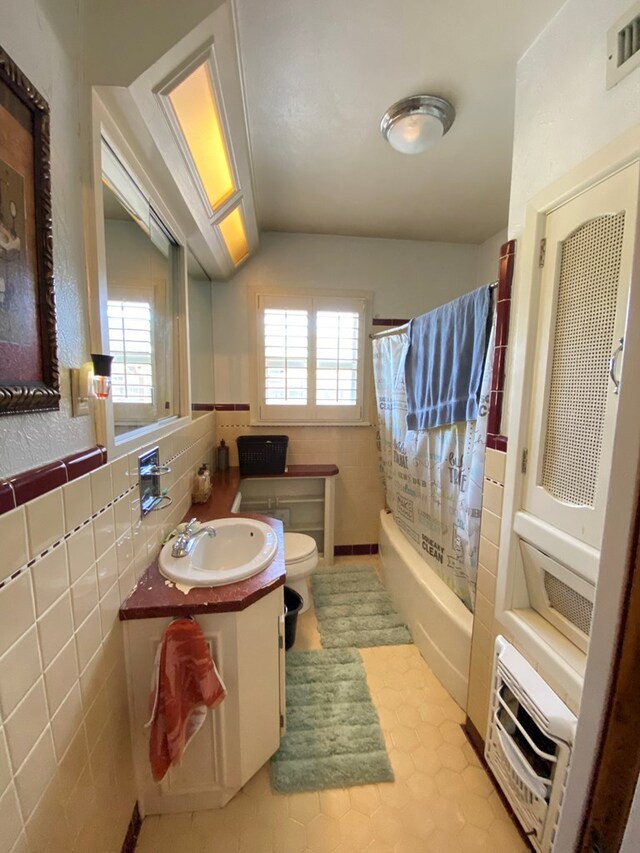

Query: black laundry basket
[236,435,288,475]
[284,586,303,650]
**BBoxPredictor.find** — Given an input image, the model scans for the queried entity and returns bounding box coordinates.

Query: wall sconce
[90,353,113,400]
[70,353,113,417]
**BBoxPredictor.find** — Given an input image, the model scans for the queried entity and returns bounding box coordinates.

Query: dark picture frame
[0,46,59,415]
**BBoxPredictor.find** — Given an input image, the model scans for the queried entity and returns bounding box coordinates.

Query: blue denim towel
[405,286,491,431]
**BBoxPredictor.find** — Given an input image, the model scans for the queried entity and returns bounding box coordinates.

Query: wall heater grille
[486,637,577,853]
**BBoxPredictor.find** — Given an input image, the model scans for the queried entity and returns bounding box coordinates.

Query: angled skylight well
[165,56,237,212]
[217,204,250,266]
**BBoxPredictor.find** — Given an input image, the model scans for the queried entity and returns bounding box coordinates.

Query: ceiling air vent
[607,1,640,88]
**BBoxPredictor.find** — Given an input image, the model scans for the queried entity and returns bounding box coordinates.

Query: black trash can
[284,586,303,650]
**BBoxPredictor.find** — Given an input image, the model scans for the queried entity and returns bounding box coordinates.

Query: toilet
[284,532,318,614]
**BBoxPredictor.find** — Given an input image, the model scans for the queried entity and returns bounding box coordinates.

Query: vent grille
[541,213,625,507]
[607,2,640,88]
[617,13,640,67]
[543,572,593,637]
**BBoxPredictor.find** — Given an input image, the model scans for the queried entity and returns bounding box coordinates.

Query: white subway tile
[482,479,504,517]
[478,536,498,576]
[484,448,506,485]
[474,591,494,631]
[75,608,101,672]
[43,639,78,717]
[115,531,133,576]
[0,574,35,659]
[14,728,56,819]
[62,475,92,534]
[56,727,88,806]
[50,684,83,760]
[0,730,10,796]
[90,467,112,513]
[23,776,70,853]
[4,679,49,770]
[113,496,130,540]
[0,507,28,583]
[96,544,118,598]
[110,455,130,497]
[37,592,73,669]
[25,491,64,559]
[66,523,95,584]
[30,543,69,617]
[480,508,501,547]
[99,583,121,640]
[0,784,23,853]
[71,566,98,629]
[92,506,115,560]
[477,564,497,603]
[0,627,41,719]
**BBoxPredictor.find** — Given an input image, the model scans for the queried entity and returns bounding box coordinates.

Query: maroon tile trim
[0,444,108,516]
[214,403,251,411]
[62,446,104,481]
[192,403,216,411]
[10,461,67,506]
[487,434,508,452]
[0,481,16,514]
[372,318,410,327]
[334,544,379,556]
[486,239,515,449]
[120,802,142,853]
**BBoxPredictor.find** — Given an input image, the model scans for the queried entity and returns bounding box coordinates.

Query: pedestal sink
[158,518,278,587]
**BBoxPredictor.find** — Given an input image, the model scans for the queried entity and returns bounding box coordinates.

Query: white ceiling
[234,0,565,244]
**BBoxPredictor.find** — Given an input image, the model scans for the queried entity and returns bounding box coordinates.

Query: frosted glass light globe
[380,95,455,155]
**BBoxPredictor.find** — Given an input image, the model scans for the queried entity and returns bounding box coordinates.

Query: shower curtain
[373,318,495,612]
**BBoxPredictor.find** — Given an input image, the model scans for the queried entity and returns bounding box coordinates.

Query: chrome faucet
[171,517,217,558]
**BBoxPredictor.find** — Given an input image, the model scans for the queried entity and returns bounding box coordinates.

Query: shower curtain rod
[369,281,498,339]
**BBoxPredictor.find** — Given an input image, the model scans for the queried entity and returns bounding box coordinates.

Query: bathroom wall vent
[607,1,640,89]
[486,637,577,853]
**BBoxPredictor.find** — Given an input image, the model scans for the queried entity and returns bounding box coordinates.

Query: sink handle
[184,517,199,535]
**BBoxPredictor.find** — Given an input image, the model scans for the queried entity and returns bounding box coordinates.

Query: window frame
[251,287,373,426]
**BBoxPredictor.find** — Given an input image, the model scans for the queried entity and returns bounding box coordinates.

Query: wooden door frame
[577,469,640,851]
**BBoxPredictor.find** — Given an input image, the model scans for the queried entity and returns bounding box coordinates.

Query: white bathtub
[378,510,473,708]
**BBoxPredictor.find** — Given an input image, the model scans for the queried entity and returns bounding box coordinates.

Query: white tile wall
[467,447,584,737]
[216,411,385,546]
[0,412,216,852]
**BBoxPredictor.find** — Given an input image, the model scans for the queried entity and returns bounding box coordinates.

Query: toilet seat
[284,532,317,565]
[284,532,318,615]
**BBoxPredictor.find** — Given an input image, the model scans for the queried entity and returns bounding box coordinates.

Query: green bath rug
[270,649,394,793]
[311,564,413,648]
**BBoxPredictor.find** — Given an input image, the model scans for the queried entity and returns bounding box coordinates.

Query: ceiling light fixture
[380,95,455,155]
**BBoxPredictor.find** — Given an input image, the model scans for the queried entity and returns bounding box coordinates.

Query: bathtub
[378,510,473,708]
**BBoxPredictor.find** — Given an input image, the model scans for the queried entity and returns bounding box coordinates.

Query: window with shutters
[253,290,371,424]
[108,298,155,404]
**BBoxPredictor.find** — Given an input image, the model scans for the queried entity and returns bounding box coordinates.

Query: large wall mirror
[94,131,189,452]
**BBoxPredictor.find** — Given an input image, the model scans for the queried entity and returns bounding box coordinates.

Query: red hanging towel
[147,618,226,782]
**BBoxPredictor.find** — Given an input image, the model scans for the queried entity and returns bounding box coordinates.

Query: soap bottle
[217,439,229,472]
[192,465,210,503]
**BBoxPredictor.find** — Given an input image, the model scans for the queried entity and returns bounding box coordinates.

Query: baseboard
[334,543,379,556]
[120,802,142,853]
[462,717,534,851]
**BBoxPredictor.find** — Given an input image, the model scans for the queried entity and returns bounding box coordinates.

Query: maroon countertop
[119,464,338,621]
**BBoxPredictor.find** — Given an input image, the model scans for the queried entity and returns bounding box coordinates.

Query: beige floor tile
[135,596,527,853]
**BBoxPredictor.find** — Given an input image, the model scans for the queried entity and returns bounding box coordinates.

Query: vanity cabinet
[123,586,284,814]
[239,472,336,559]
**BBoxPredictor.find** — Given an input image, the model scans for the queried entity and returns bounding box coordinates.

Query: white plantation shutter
[108,299,154,404]
[264,308,309,404]
[256,293,368,423]
[316,310,359,406]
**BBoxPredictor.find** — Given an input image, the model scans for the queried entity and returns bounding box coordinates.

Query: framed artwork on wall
[0,45,59,415]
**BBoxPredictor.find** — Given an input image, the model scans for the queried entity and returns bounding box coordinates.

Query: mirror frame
[87,92,191,460]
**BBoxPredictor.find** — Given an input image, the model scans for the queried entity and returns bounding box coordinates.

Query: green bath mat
[311,564,413,648]
[270,649,394,792]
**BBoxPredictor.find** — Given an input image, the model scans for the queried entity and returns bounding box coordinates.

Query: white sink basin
[158,518,278,587]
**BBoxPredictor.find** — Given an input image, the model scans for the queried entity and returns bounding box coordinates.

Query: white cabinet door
[522,162,639,551]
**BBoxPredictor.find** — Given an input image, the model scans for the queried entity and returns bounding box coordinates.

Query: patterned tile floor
[137,559,526,853]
